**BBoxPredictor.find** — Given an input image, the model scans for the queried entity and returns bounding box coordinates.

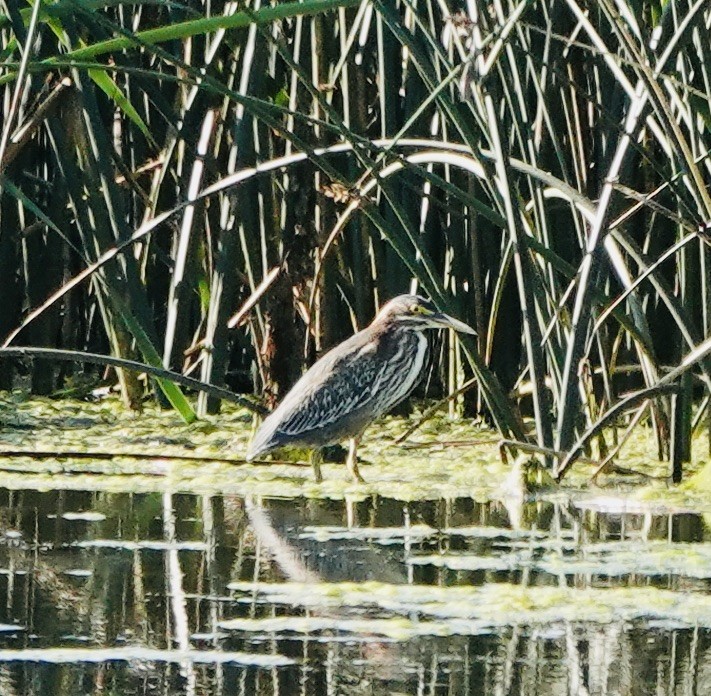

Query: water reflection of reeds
[0,490,707,694]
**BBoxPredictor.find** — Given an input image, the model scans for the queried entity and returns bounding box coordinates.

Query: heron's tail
[245,437,264,461]
[245,417,278,461]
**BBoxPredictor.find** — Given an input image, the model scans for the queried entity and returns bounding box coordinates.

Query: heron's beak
[430,311,477,335]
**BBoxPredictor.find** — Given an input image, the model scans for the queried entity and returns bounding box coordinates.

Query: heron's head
[375,295,476,334]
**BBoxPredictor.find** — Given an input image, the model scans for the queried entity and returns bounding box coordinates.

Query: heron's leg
[309,449,323,482]
[346,436,365,483]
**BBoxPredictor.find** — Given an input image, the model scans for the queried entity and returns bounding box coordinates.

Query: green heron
[246,294,476,482]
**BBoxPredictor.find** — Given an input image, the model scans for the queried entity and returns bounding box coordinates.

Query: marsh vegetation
[1,0,711,478]
[1,0,711,692]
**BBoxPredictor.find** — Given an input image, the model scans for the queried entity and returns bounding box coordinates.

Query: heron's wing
[276,342,417,437]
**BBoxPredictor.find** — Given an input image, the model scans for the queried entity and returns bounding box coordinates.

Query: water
[0,488,708,695]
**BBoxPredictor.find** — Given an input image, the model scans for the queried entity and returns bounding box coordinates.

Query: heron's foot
[346,436,365,483]
[349,467,365,484]
[309,450,324,483]
[346,456,366,483]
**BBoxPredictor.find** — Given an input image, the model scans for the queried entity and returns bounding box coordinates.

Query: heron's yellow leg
[309,449,323,483]
[347,437,365,483]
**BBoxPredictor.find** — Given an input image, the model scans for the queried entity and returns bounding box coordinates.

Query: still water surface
[0,488,707,695]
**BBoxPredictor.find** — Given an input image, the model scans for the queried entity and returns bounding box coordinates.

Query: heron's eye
[409,304,422,314]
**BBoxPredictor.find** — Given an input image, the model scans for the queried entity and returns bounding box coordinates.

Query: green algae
[0,394,508,499]
[297,524,436,543]
[0,647,295,667]
[218,616,421,641]
[1,394,711,511]
[2,396,710,692]
[223,580,711,635]
[408,540,711,578]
